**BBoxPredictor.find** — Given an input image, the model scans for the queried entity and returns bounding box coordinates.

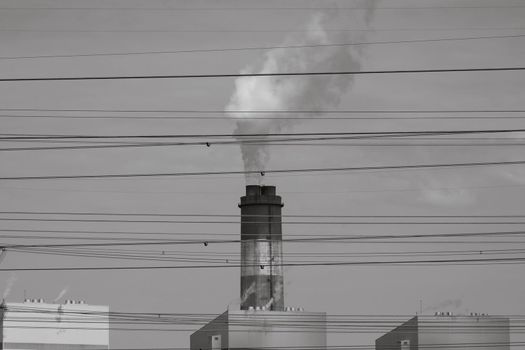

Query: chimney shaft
[239,185,284,311]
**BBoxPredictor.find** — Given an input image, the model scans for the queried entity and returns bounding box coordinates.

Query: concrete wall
[510,318,525,350]
[418,315,509,350]
[2,301,109,350]
[191,309,326,350]
[376,315,510,350]
[228,309,326,350]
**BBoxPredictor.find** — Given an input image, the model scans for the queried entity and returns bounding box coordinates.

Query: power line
[2,141,525,150]
[13,247,525,257]
[0,315,520,333]
[2,159,525,181]
[4,140,525,152]
[2,227,524,239]
[1,34,524,61]
[4,211,525,218]
[4,128,525,140]
[13,247,525,266]
[0,108,521,114]
[0,311,520,334]
[1,5,524,10]
[0,34,522,60]
[1,256,525,272]
[1,27,524,33]
[246,142,525,147]
[0,345,515,350]
[3,113,525,120]
[12,250,525,265]
[1,67,523,82]
[0,305,521,326]
[3,218,525,225]
[3,216,525,225]
[2,229,525,247]
[7,305,525,319]
[10,244,525,257]
[6,305,525,318]
[1,302,524,334]
[1,182,523,196]
[1,129,524,152]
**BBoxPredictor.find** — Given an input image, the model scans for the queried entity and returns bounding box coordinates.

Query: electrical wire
[9,246,525,265]
[5,211,525,218]
[3,113,525,120]
[2,142,525,151]
[3,229,525,244]
[0,35,523,60]
[0,108,522,113]
[2,129,525,151]
[2,159,525,181]
[3,128,525,140]
[4,217,525,225]
[1,67,523,82]
[2,228,525,245]
[1,5,525,10]
[1,28,525,33]
[1,256,525,271]
[3,305,523,336]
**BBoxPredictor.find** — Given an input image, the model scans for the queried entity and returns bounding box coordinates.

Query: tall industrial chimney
[239,185,284,311]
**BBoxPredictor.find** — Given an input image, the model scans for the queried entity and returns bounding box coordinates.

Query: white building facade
[1,299,109,350]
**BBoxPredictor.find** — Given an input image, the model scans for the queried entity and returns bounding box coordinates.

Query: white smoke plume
[240,282,256,305]
[273,279,283,302]
[424,298,463,312]
[53,286,69,303]
[226,3,377,184]
[2,273,17,299]
[418,176,475,207]
[264,297,274,309]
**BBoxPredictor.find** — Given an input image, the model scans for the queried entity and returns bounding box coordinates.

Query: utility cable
[3,128,525,140]
[1,256,525,272]
[0,67,523,82]
[0,108,522,114]
[2,159,525,181]
[0,34,523,60]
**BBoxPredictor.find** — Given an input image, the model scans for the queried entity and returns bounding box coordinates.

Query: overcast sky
[1,0,525,348]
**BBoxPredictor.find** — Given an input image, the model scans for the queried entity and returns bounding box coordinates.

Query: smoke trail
[2,273,17,299]
[264,297,274,309]
[363,0,379,28]
[53,286,69,303]
[273,279,283,302]
[226,6,376,184]
[240,282,256,304]
[424,298,463,312]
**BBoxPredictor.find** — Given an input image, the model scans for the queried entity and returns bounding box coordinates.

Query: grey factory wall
[227,310,326,350]
[418,316,510,350]
[191,309,326,350]
[376,315,510,350]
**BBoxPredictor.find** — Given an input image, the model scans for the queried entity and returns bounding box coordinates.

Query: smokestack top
[246,185,276,196]
[240,185,283,207]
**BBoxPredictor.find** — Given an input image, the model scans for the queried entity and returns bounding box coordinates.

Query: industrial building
[190,309,326,350]
[375,313,510,350]
[190,185,327,350]
[1,299,109,349]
